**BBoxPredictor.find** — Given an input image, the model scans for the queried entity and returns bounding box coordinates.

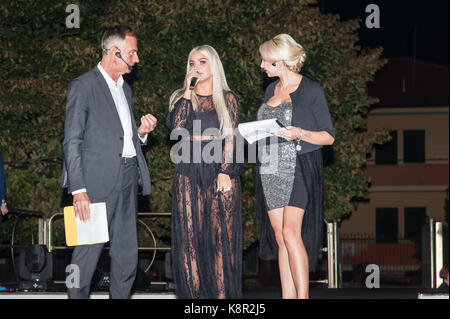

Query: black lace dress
[166,91,243,299]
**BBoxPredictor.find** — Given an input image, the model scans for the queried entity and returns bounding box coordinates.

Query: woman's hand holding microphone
[183,65,232,193]
[183,69,199,99]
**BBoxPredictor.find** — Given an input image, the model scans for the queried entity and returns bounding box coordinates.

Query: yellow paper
[64,206,79,246]
[63,203,109,246]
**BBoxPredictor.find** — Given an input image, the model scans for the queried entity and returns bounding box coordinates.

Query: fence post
[430,218,435,288]
[333,221,341,288]
[326,222,333,288]
[327,221,337,288]
[38,217,47,246]
[435,221,444,288]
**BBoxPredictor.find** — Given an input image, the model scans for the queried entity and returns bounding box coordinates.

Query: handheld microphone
[115,52,133,71]
[189,77,198,90]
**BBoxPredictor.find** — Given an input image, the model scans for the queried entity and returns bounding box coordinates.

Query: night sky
[319,0,449,66]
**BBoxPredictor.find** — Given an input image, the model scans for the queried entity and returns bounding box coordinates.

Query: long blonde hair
[169,45,233,138]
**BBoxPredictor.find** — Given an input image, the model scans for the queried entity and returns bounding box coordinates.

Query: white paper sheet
[75,202,109,245]
[237,119,284,144]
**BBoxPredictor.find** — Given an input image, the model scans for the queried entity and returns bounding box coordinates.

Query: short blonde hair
[259,34,307,73]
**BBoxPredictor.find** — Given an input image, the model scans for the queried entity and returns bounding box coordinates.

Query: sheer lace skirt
[171,167,242,299]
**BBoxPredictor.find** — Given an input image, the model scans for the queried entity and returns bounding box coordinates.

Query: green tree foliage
[0,0,389,248]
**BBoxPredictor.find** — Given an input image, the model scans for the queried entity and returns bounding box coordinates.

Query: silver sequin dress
[257,102,297,210]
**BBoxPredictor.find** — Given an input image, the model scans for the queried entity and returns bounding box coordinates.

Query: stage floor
[0,291,176,299]
[0,287,448,299]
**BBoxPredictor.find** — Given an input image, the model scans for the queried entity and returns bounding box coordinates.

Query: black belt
[120,156,137,165]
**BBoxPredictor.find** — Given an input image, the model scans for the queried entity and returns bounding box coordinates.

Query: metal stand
[430,218,444,288]
[310,220,340,288]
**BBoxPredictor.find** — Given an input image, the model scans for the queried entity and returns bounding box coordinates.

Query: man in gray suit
[61,26,157,299]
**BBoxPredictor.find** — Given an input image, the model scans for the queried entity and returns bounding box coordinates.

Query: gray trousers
[67,159,139,299]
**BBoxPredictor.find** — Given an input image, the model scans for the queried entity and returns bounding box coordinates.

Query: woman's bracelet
[296,127,303,152]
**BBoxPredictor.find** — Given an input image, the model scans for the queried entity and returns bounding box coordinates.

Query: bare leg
[282,206,309,299]
[268,208,296,299]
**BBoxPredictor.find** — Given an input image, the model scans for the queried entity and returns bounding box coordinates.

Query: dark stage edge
[243,285,449,299]
[0,286,448,299]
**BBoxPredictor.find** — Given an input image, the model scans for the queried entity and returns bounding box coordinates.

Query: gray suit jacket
[61,67,151,198]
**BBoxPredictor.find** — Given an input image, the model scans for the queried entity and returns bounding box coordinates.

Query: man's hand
[1,202,8,216]
[73,192,91,222]
[138,114,158,138]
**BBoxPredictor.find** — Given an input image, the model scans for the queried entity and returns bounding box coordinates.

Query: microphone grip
[189,77,198,90]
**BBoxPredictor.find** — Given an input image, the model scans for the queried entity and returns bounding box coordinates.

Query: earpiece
[114,50,133,71]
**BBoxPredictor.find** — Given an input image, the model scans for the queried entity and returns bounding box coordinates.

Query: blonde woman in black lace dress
[166,45,243,299]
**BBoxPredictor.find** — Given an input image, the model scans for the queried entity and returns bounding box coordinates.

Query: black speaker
[132,266,151,292]
[19,244,53,290]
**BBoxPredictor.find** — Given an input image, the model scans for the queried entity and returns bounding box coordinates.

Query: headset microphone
[115,51,133,71]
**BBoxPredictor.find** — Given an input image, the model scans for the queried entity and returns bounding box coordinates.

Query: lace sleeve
[165,93,193,130]
[218,91,243,176]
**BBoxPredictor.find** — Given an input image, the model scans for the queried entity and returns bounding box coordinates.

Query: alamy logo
[65,4,80,29]
[365,264,380,289]
[365,4,381,29]
[66,264,80,289]
[169,122,280,173]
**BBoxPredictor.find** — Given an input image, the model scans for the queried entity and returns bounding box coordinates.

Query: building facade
[338,58,449,286]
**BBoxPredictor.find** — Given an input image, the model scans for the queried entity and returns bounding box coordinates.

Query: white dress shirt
[72,63,147,195]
